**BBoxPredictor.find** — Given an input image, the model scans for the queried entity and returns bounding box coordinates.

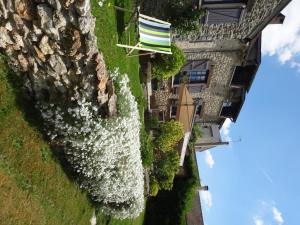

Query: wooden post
[116,44,172,55]
[126,42,140,56]
[114,6,134,13]
[127,52,155,58]
[125,10,138,31]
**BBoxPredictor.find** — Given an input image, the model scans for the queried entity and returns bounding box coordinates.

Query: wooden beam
[127,52,155,58]
[116,44,172,55]
[114,6,134,13]
[127,42,140,56]
[139,13,171,25]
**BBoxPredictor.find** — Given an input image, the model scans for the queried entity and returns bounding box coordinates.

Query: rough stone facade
[176,39,246,53]
[151,50,244,121]
[191,51,243,121]
[148,0,290,124]
[171,0,291,123]
[152,80,171,111]
[0,0,115,112]
[175,0,290,41]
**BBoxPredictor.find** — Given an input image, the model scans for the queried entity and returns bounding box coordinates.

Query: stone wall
[175,0,288,41]
[176,39,245,52]
[0,0,112,110]
[152,80,171,111]
[187,51,243,121]
[158,50,244,122]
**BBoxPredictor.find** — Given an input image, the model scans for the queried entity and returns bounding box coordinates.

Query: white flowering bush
[37,70,144,219]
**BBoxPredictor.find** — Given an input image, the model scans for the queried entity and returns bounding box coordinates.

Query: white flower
[37,71,144,219]
[98,0,105,7]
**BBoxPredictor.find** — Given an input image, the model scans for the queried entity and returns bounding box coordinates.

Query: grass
[0,56,94,225]
[0,1,146,224]
[0,50,145,224]
[91,1,147,224]
[96,201,146,225]
[91,0,145,116]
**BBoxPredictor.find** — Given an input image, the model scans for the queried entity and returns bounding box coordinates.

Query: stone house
[150,0,291,161]
[150,1,291,225]
[173,0,290,125]
[165,0,290,153]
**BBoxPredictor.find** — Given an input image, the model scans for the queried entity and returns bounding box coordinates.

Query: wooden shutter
[203,0,247,4]
[206,8,242,24]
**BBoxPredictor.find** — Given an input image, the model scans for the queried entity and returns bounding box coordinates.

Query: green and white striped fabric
[138,14,172,54]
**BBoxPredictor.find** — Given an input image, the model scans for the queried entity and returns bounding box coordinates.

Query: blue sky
[197,55,300,225]
[196,2,300,225]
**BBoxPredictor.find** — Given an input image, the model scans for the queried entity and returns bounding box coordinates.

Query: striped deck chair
[115,7,172,56]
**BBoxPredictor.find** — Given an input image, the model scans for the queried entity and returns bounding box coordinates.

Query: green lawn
[0,57,94,225]
[96,201,146,225]
[0,1,146,224]
[91,1,147,224]
[0,51,145,224]
[91,0,145,116]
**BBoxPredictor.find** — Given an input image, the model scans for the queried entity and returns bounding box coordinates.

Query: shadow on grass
[114,0,127,37]
[2,56,84,194]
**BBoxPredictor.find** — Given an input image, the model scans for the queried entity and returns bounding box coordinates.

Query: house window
[196,105,202,116]
[170,100,178,118]
[172,87,178,95]
[170,106,177,118]
[189,71,208,83]
[202,8,243,24]
[223,100,232,107]
[174,60,210,85]
[174,71,208,85]
[194,104,203,122]
[159,111,165,121]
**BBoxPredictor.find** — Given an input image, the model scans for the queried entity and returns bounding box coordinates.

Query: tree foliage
[151,43,186,79]
[144,151,200,225]
[140,128,154,167]
[189,123,202,145]
[156,120,184,152]
[154,150,180,190]
[149,176,160,197]
[166,0,206,35]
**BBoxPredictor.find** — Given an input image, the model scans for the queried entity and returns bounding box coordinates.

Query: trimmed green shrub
[192,124,202,139]
[189,123,202,145]
[151,43,186,79]
[154,150,180,190]
[140,128,154,167]
[156,120,184,152]
[149,176,160,197]
[176,151,200,224]
[143,150,200,225]
[150,115,160,129]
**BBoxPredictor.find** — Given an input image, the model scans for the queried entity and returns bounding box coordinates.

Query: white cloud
[252,202,284,225]
[272,207,284,224]
[201,190,213,208]
[205,151,215,168]
[220,118,232,142]
[262,1,300,69]
[291,61,300,73]
[253,217,264,225]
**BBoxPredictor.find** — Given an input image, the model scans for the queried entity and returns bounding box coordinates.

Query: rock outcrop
[0,0,116,115]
